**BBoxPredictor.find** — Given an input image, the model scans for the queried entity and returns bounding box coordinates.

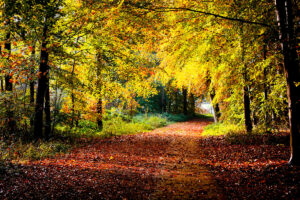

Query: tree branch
[138,6,273,27]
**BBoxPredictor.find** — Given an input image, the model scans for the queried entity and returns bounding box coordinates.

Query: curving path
[1,118,224,200]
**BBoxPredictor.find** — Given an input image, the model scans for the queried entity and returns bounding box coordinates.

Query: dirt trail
[1,119,224,199]
[149,119,224,199]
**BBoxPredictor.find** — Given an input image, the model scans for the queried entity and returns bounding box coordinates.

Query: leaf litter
[0,119,299,199]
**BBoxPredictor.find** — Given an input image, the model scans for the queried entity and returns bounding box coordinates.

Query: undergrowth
[202,122,289,146]
[202,123,244,137]
[56,113,191,139]
[1,113,191,162]
[0,139,71,170]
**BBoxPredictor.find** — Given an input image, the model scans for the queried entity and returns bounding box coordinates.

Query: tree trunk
[210,91,221,123]
[30,44,36,127]
[45,83,51,140]
[71,37,79,128]
[1,78,3,92]
[71,59,76,128]
[34,24,49,139]
[275,0,300,165]
[4,31,16,133]
[4,32,12,91]
[174,89,178,113]
[167,97,171,113]
[188,93,195,116]
[96,53,103,130]
[97,98,103,130]
[243,84,253,133]
[240,23,253,134]
[263,42,270,130]
[161,86,167,113]
[30,44,36,104]
[183,88,188,115]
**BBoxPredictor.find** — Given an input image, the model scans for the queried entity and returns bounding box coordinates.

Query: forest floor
[1,118,299,199]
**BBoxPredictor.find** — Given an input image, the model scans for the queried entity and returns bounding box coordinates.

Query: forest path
[1,118,224,199]
[149,118,224,199]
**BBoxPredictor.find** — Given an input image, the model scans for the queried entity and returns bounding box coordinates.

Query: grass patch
[202,122,289,145]
[132,114,167,127]
[161,113,191,123]
[102,116,148,137]
[195,113,214,119]
[1,112,191,169]
[225,132,289,145]
[202,123,244,137]
[0,140,71,162]
[55,123,101,139]
[55,113,192,139]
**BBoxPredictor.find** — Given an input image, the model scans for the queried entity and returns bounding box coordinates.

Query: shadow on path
[1,118,224,199]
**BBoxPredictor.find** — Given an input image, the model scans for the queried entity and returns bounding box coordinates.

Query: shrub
[202,122,289,146]
[102,117,146,137]
[132,114,167,128]
[55,112,190,139]
[78,120,98,130]
[103,108,131,122]
[202,123,244,137]
[133,114,167,127]
[0,140,71,161]
[161,113,190,122]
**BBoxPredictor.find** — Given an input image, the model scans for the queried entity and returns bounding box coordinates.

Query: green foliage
[202,123,244,137]
[55,123,99,139]
[161,113,190,122]
[132,114,167,129]
[103,108,131,122]
[102,117,146,137]
[0,0,292,150]
[54,112,191,139]
[202,122,289,146]
[194,113,214,119]
[101,113,194,137]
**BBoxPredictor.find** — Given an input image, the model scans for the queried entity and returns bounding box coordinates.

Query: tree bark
[4,31,16,133]
[97,98,103,130]
[275,0,300,165]
[161,86,167,113]
[183,88,188,115]
[1,78,3,92]
[167,96,171,113]
[34,23,49,139]
[174,89,178,113]
[71,59,76,128]
[263,42,270,129]
[30,44,36,104]
[243,84,253,133]
[45,83,51,140]
[30,44,36,128]
[96,53,103,130]
[240,23,253,134]
[4,32,12,91]
[188,93,195,116]
[210,91,221,122]
[71,37,79,128]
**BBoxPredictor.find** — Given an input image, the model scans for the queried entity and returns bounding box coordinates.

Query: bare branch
[134,5,273,27]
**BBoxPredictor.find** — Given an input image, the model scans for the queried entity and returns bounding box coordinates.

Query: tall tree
[34,21,50,138]
[34,0,63,139]
[2,0,16,133]
[275,0,300,165]
[96,53,103,130]
[240,23,253,133]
